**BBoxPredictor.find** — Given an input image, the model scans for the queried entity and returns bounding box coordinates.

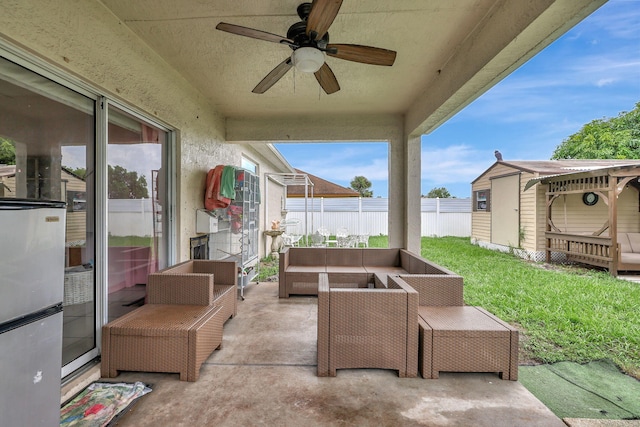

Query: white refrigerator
[0,198,66,426]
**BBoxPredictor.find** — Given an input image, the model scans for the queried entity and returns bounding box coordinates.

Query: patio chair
[281,233,294,247]
[336,227,350,247]
[290,234,302,247]
[317,272,418,377]
[317,227,334,246]
[283,233,303,248]
[357,234,369,248]
[310,231,326,247]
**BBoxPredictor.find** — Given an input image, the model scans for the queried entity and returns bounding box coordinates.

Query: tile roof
[287,169,360,198]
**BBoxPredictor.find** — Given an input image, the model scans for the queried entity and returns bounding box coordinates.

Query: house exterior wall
[1,0,240,261]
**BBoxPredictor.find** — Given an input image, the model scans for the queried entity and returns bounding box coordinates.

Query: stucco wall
[0,0,238,260]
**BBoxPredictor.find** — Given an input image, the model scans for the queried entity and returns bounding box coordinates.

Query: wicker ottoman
[418,306,518,380]
[101,304,224,382]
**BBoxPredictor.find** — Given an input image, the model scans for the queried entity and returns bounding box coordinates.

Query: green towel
[221,166,236,199]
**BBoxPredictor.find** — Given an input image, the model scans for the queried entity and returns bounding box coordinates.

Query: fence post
[358,197,362,235]
[320,197,325,230]
[436,197,440,237]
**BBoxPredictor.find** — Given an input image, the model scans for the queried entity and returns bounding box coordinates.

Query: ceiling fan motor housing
[287,21,329,50]
[296,3,312,20]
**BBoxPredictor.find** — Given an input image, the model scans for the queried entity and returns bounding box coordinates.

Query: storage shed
[471,160,640,272]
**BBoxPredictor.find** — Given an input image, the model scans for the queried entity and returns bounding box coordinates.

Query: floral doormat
[60,381,152,426]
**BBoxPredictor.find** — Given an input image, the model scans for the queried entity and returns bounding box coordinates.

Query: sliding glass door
[106,105,168,321]
[0,50,174,379]
[0,56,97,370]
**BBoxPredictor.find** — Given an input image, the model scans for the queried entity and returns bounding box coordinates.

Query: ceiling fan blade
[306,0,343,40]
[252,58,293,94]
[314,63,340,94]
[216,22,294,46]
[327,44,397,66]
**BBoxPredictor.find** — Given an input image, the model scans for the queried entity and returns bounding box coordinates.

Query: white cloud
[287,142,389,182]
[421,144,492,187]
[61,146,87,170]
[108,144,162,182]
[596,78,615,87]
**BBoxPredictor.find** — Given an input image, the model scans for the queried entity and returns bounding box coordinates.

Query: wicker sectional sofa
[305,250,518,380]
[279,247,461,298]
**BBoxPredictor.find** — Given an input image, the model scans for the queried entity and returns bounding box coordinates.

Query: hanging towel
[220,165,236,199]
[204,165,230,210]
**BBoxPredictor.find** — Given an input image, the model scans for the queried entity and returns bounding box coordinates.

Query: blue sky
[275,0,640,198]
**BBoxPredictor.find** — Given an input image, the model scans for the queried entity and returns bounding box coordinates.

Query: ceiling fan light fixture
[292,47,325,73]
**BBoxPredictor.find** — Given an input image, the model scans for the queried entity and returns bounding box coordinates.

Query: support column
[388,132,421,252]
[388,136,404,249]
[405,135,421,253]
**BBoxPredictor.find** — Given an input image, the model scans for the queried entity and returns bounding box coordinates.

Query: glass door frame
[0,41,177,380]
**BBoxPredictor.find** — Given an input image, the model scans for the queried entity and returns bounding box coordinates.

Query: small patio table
[418,306,518,380]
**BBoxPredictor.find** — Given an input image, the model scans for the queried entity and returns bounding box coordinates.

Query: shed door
[491,174,520,247]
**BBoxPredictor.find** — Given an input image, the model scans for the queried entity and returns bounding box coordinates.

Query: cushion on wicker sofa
[618,232,640,271]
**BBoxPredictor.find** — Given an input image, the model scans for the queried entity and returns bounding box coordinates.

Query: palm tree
[350,175,373,197]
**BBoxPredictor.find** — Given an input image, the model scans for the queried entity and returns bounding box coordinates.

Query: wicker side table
[418,306,518,380]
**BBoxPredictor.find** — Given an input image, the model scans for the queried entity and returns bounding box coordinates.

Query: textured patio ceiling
[100,0,605,138]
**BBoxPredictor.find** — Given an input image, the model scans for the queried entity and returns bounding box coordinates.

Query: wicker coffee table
[418,306,518,380]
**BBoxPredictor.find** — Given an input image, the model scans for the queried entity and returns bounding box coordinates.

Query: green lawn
[418,236,640,379]
[108,235,153,247]
[261,235,640,378]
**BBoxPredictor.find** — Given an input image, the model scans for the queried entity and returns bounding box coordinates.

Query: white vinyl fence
[108,197,472,239]
[108,199,154,237]
[284,197,471,237]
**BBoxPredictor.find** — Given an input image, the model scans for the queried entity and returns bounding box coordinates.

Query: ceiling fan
[216,0,397,95]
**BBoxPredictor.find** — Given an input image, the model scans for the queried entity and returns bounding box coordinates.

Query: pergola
[530,165,640,275]
[265,172,315,244]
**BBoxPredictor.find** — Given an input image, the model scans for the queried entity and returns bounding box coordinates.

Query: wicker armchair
[101,260,237,382]
[317,273,418,377]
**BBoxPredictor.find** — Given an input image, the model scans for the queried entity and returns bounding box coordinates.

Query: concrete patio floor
[82,281,570,426]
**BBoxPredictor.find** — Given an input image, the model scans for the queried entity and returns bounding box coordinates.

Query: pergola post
[609,173,618,275]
